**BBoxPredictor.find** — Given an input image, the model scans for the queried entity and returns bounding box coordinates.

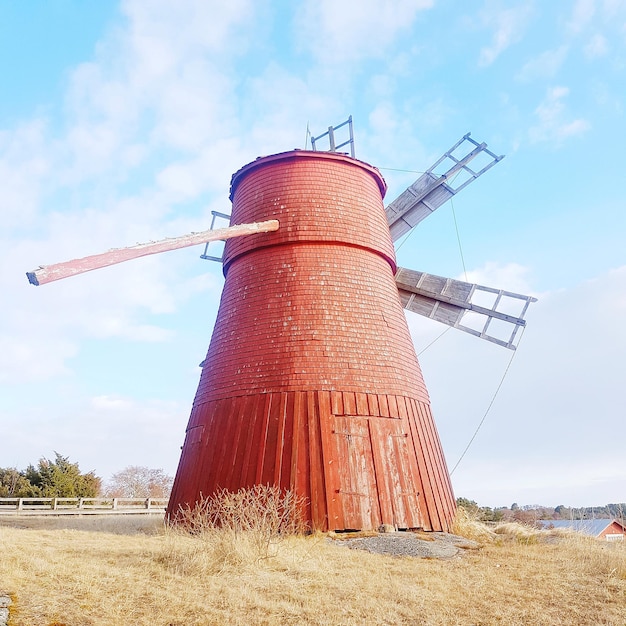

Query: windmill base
[167,389,456,533]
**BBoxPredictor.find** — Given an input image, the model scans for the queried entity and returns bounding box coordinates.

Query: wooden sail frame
[26,220,279,286]
[396,268,536,350]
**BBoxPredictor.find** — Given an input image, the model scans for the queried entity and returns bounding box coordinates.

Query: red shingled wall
[167,150,456,532]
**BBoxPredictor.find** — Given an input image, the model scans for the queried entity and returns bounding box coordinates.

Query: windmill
[27,120,535,533]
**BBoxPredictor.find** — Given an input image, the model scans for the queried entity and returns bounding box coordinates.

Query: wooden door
[330,415,381,530]
[369,418,423,529]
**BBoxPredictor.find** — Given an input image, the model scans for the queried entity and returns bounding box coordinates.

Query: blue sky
[1,0,624,508]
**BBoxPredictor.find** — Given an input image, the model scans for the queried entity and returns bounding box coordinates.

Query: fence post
[113,498,118,510]
[17,498,23,511]
[79,498,84,509]
[145,498,151,510]
[53,498,58,510]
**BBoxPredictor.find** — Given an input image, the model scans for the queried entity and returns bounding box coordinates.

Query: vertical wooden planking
[378,394,390,417]
[331,391,343,416]
[255,393,274,484]
[229,395,256,491]
[416,399,450,530]
[261,392,282,486]
[413,399,444,530]
[279,392,295,492]
[349,417,381,529]
[290,391,303,492]
[387,395,399,418]
[307,391,325,529]
[195,399,225,500]
[240,394,265,488]
[405,398,439,531]
[211,397,240,491]
[368,419,395,527]
[291,391,311,525]
[298,392,312,526]
[331,416,353,525]
[367,394,380,417]
[374,418,408,528]
[318,390,343,530]
[343,391,356,415]
[395,397,424,528]
[222,395,247,492]
[356,393,369,416]
[416,399,453,529]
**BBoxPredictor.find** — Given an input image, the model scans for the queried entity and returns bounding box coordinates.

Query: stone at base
[379,524,396,533]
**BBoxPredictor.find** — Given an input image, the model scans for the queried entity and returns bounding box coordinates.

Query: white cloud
[478,3,533,66]
[568,0,597,33]
[462,262,535,296]
[529,86,591,144]
[517,46,569,81]
[0,334,77,384]
[1,394,187,479]
[0,120,52,229]
[58,0,257,187]
[296,0,433,63]
[583,33,609,57]
[92,395,134,411]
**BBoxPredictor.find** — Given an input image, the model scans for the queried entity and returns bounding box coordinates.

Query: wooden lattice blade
[26,220,279,286]
[396,267,537,350]
[386,133,504,242]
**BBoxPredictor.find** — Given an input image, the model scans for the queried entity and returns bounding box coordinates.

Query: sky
[1,0,624,509]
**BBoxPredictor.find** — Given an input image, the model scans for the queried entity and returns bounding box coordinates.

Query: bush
[161,486,308,575]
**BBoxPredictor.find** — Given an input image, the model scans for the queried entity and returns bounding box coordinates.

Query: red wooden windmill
[28,121,535,532]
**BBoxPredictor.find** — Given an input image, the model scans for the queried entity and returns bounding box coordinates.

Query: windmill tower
[27,121,535,533]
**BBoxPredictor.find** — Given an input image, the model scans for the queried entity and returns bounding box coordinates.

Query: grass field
[0,513,625,625]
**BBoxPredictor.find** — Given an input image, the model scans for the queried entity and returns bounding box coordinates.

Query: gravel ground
[328,531,480,559]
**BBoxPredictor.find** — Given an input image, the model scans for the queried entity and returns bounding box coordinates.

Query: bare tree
[104,466,173,498]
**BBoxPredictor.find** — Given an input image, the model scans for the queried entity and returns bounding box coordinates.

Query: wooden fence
[0,497,169,515]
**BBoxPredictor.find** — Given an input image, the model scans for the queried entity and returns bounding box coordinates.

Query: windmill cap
[224,149,396,274]
[229,149,387,201]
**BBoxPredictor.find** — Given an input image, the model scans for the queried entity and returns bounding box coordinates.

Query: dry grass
[1,511,625,625]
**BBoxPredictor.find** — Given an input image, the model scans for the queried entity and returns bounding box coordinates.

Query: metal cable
[449,325,526,475]
[450,197,468,283]
[416,326,452,356]
[378,167,426,174]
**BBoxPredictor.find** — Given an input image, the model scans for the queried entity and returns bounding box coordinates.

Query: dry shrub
[160,485,308,575]
[175,485,307,536]
[452,505,497,543]
[493,521,545,544]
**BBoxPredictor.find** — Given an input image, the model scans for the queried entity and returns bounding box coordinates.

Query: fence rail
[0,497,169,515]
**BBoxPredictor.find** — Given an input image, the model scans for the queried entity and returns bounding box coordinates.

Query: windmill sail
[385,133,503,242]
[396,267,536,350]
[26,220,279,286]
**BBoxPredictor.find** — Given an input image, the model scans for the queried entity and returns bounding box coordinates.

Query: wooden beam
[26,220,280,286]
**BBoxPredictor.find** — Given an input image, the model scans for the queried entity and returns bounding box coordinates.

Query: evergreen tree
[24,453,101,498]
[0,468,38,497]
